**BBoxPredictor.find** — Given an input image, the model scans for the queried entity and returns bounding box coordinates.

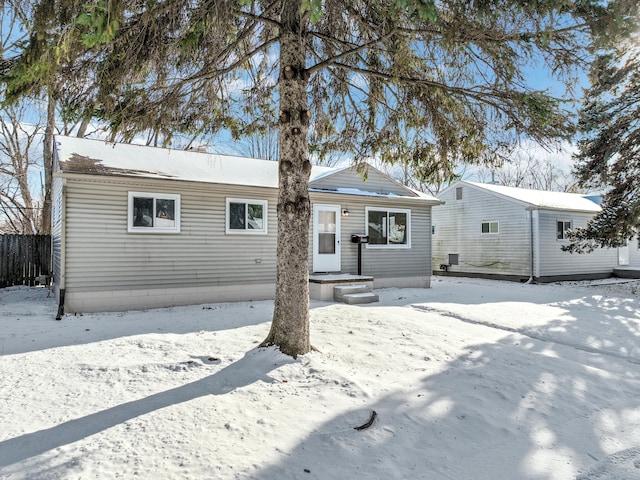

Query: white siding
[433,182,618,281]
[536,210,616,277]
[627,237,640,266]
[432,184,531,278]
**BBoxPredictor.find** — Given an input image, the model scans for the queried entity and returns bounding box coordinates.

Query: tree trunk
[40,91,55,235]
[76,116,91,138]
[260,0,312,357]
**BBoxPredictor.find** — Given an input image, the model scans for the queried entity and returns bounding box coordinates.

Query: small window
[128,192,180,233]
[366,207,411,248]
[456,187,463,200]
[481,221,499,234]
[226,198,268,234]
[557,220,572,240]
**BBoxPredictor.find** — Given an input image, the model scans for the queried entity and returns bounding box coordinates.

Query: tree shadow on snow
[255,290,640,479]
[0,347,294,470]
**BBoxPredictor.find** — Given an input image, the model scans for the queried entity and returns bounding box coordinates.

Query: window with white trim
[557,220,572,240]
[366,207,410,247]
[226,198,268,234]
[481,221,499,234]
[128,192,180,233]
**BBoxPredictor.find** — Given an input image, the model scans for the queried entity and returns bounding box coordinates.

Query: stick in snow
[354,410,377,430]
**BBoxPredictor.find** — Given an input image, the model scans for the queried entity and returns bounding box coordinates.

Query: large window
[226,198,268,234]
[481,221,499,234]
[366,207,410,248]
[557,220,572,240]
[128,192,180,233]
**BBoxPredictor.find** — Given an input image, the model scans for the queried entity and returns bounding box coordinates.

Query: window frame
[365,207,411,249]
[127,191,181,234]
[225,198,268,235]
[481,220,499,235]
[557,220,572,240]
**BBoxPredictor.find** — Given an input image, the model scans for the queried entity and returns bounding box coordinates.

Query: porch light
[342,208,350,216]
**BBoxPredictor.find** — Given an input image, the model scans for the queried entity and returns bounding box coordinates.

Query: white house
[431,180,620,282]
[51,135,442,315]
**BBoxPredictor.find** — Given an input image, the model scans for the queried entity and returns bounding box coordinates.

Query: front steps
[333,284,379,305]
[308,274,374,301]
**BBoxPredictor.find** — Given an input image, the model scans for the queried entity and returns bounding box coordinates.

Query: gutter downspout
[526,207,536,284]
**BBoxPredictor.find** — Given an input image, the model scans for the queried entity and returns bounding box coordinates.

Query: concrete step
[341,292,379,305]
[334,284,371,302]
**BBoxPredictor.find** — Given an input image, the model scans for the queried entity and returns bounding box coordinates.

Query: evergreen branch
[308,27,398,74]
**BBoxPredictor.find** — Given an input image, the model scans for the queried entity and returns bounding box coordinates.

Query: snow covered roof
[54,135,441,202]
[54,135,336,189]
[461,181,601,213]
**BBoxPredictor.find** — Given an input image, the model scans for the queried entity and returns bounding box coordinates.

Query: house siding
[60,176,433,312]
[51,175,64,300]
[311,167,413,197]
[309,192,431,284]
[62,177,279,310]
[432,184,531,278]
[536,210,616,278]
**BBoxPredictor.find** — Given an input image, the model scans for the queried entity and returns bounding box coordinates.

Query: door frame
[618,242,630,266]
[312,204,341,272]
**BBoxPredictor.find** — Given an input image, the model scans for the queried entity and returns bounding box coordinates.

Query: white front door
[619,243,630,265]
[313,204,341,272]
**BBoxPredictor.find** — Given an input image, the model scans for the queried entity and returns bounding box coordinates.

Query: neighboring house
[431,180,620,282]
[51,135,441,314]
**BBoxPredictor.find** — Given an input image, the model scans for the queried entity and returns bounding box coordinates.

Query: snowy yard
[2,276,640,480]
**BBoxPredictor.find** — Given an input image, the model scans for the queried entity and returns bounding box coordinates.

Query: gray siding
[311,166,415,197]
[51,176,64,296]
[537,210,616,277]
[432,184,531,277]
[309,193,431,279]
[61,176,432,311]
[64,178,279,293]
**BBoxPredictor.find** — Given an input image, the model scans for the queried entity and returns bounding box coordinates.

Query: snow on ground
[1,277,640,480]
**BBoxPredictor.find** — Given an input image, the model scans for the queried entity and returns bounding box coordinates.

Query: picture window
[366,207,411,248]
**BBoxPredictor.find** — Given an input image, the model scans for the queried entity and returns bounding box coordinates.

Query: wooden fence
[0,235,52,288]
